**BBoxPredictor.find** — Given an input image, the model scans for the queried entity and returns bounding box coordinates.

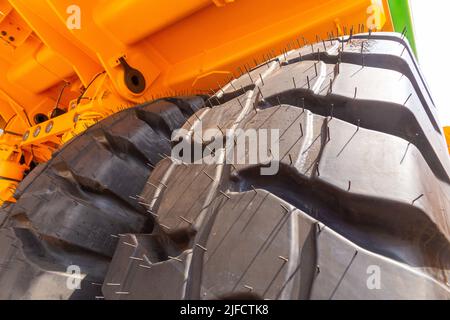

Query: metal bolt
[22,131,30,141]
[45,121,53,133]
[33,126,41,137]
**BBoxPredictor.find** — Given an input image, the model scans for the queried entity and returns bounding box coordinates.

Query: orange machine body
[445,127,450,154]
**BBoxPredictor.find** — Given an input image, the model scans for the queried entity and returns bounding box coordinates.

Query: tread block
[103,234,189,300]
[103,114,171,167]
[57,137,150,208]
[141,162,219,233]
[262,60,333,96]
[12,178,147,256]
[138,100,187,135]
[0,228,106,299]
[312,225,449,299]
[200,191,315,299]
[166,96,206,116]
[261,92,450,183]
[236,106,325,177]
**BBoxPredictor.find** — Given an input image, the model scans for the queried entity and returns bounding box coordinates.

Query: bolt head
[45,121,53,133]
[33,126,41,137]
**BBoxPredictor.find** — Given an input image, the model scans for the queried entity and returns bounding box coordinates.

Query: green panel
[388,0,417,56]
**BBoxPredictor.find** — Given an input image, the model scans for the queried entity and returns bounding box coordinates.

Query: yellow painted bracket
[444,127,450,154]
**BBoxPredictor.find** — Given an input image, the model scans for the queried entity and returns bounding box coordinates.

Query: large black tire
[102,32,450,299]
[0,96,206,299]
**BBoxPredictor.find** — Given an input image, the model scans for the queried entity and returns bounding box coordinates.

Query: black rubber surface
[103,33,450,300]
[0,96,206,299]
[1,32,449,300]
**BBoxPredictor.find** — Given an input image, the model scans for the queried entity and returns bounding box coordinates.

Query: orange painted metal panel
[445,127,450,154]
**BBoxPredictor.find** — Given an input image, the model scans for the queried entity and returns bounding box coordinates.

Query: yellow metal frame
[445,127,450,154]
[0,0,395,203]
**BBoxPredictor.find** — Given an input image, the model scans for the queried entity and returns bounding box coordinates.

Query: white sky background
[409,0,450,126]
